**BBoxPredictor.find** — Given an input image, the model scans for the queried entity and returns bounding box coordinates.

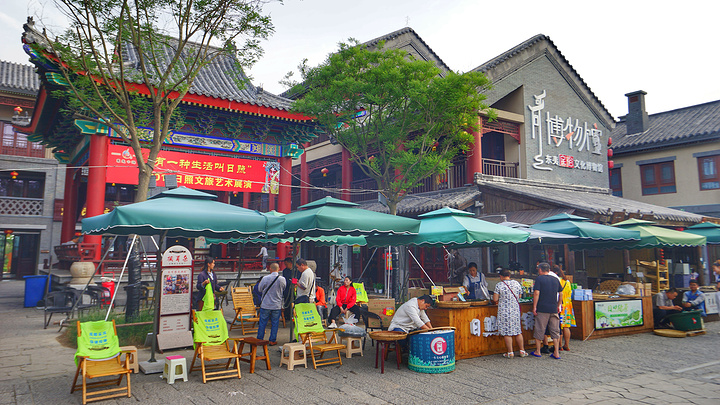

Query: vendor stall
[427,302,535,360]
[571,296,654,340]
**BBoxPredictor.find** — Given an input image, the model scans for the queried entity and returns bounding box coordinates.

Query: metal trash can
[408,329,455,374]
[23,275,48,307]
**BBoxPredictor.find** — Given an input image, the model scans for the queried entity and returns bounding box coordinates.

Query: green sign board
[594,299,643,329]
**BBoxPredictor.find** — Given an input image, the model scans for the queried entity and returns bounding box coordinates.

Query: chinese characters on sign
[528,90,604,173]
[106,144,279,194]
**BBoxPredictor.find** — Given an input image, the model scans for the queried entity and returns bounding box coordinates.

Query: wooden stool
[238,337,271,373]
[119,345,138,373]
[369,331,406,374]
[163,355,188,384]
[279,342,307,370]
[341,336,363,358]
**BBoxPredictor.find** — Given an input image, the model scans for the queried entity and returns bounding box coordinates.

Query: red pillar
[277,156,292,260]
[467,118,483,184]
[60,167,78,243]
[341,147,352,201]
[242,191,250,208]
[300,143,309,206]
[85,133,108,260]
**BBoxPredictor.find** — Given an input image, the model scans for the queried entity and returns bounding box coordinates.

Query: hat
[418,294,435,307]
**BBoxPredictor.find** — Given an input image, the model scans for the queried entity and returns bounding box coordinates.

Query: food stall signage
[594,299,644,329]
[430,337,447,355]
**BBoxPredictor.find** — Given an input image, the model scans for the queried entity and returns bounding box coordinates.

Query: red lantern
[321,167,329,177]
[607,137,612,146]
[607,148,613,158]
[10,171,19,179]
[14,106,22,113]
[3,229,12,235]
[607,160,614,169]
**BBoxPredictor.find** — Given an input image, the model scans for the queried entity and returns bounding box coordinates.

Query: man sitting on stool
[653,288,682,328]
[682,279,706,316]
[388,295,434,351]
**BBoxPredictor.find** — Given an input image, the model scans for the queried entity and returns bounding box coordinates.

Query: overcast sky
[2,0,718,120]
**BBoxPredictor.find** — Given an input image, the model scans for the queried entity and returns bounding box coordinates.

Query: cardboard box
[407,287,429,300]
[440,286,462,302]
[367,298,395,328]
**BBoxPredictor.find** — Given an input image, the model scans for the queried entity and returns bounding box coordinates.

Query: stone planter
[69,261,95,285]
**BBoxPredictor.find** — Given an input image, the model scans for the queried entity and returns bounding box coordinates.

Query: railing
[1,122,45,158]
[0,196,43,215]
[482,158,518,178]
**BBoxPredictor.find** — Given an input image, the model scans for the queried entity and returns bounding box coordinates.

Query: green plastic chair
[189,310,242,383]
[71,320,132,404]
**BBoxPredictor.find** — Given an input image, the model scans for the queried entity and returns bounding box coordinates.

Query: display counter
[427,303,535,360]
[570,296,654,340]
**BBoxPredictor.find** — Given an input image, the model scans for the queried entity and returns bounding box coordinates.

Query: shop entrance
[1,232,40,279]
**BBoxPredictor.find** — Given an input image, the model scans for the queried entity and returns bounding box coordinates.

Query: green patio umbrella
[209,234,367,247]
[530,213,640,249]
[612,218,706,248]
[280,197,421,238]
[367,207,530,247]
[82,187,284,238]
[684,222,720,244]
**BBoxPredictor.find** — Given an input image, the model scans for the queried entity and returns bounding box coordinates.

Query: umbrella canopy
[210,234,367,247]
[281,197,421,238]
[367,207,530,247]
[611,218,706,248]
[530,213,640,249]
[82,187,284,238]
[684,222,720,244]
[499,221,579,244]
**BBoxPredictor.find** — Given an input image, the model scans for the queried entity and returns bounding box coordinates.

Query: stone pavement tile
[616,391,649,401]
[14,394,33,405]
[689,398,720,405]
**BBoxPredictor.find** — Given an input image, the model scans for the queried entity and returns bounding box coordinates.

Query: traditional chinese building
[17,18,318,267]
[0,59,61,279]
[286,28,708,285]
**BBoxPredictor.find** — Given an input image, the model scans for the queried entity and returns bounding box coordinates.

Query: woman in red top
[327,277,376,326]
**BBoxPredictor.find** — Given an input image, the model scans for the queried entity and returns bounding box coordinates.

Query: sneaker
[328,321,337,328]
[540,345,550,354]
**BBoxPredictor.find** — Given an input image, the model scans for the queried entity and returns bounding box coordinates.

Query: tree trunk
[125,239,142,322]
[388,200,398,216]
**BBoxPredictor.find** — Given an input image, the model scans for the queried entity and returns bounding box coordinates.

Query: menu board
[594,299,644,329]
[157,245,194,351]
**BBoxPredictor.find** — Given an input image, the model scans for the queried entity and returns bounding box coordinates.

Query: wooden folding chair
[189,310,243,383]
[229,287,259,335]
[71,320,132,405]
[294,303,345,369]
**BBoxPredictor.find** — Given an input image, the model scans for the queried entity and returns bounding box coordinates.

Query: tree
[35,0,276,201]
[286,40,493,215]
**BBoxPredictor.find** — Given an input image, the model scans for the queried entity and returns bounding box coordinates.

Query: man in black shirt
[531,262,563,359]
[282,257,294,322]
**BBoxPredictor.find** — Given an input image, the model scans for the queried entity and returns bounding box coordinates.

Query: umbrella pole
[407,248,436,287]
[149,231,167,363]
[356,247,378,281]
[105,235,137,321]
[66,235,117,319]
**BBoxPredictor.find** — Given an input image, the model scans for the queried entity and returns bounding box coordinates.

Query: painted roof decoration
[0,60,40,96]
[612,99,720,153]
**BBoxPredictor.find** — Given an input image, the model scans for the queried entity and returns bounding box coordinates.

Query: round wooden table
[368,331,407,373]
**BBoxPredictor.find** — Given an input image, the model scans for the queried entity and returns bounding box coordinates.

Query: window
[698,155,720,190]
[105,184,135,202]
[1,121,44,157]
[609,168,622,197]
[0,173,45,198]
[640,162,676,195]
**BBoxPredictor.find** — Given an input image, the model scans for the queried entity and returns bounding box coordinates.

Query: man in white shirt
[389,295,434,333]
[295,258,315,304]
[257,245,269,270]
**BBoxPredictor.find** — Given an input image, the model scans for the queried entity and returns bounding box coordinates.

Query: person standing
[556,267,576,351]
[295,258,315,304]
[463,262,489,300]
[282,257,294,321]
[530,262,563,359]
[257,244,269,271]
[195,257,224,310]
[255,263,286,345]
[493,269,527,358]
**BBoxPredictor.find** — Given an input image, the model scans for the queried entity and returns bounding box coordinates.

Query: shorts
[534,312,560,341]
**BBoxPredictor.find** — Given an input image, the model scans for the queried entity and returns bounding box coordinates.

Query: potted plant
[374,283,384,294]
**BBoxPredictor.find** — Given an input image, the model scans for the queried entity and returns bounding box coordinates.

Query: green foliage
[65,308,155,348]
[288,40,492,214]
[40,0,277,201]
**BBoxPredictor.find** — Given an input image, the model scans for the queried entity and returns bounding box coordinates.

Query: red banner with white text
[105,144,279,193]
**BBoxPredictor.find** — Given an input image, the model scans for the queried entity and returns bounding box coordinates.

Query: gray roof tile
[0,60,40,96]
[612,99,720,153]
[357,186,480,216]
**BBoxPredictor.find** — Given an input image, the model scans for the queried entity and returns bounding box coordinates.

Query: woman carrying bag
[493,269,527,358]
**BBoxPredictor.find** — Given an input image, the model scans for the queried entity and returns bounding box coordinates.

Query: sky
[2,0,719,120]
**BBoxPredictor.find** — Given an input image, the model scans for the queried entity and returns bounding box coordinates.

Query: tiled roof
[121,42,293,111]
[612,99,720,153]
[472,34,614,126]
[362,27,452,73]
[357,186,480,216]
[0,60,40,96]
[477,176,704,225]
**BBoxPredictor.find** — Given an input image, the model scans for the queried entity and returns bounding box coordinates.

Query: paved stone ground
[1,279,719,404]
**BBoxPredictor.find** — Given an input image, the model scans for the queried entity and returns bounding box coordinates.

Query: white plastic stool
[119,345,138,373]
[341,336,363,358]
[163,355,188,384]
[279,343,307,370]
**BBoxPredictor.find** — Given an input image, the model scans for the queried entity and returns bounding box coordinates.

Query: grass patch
[61,309,155,349]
